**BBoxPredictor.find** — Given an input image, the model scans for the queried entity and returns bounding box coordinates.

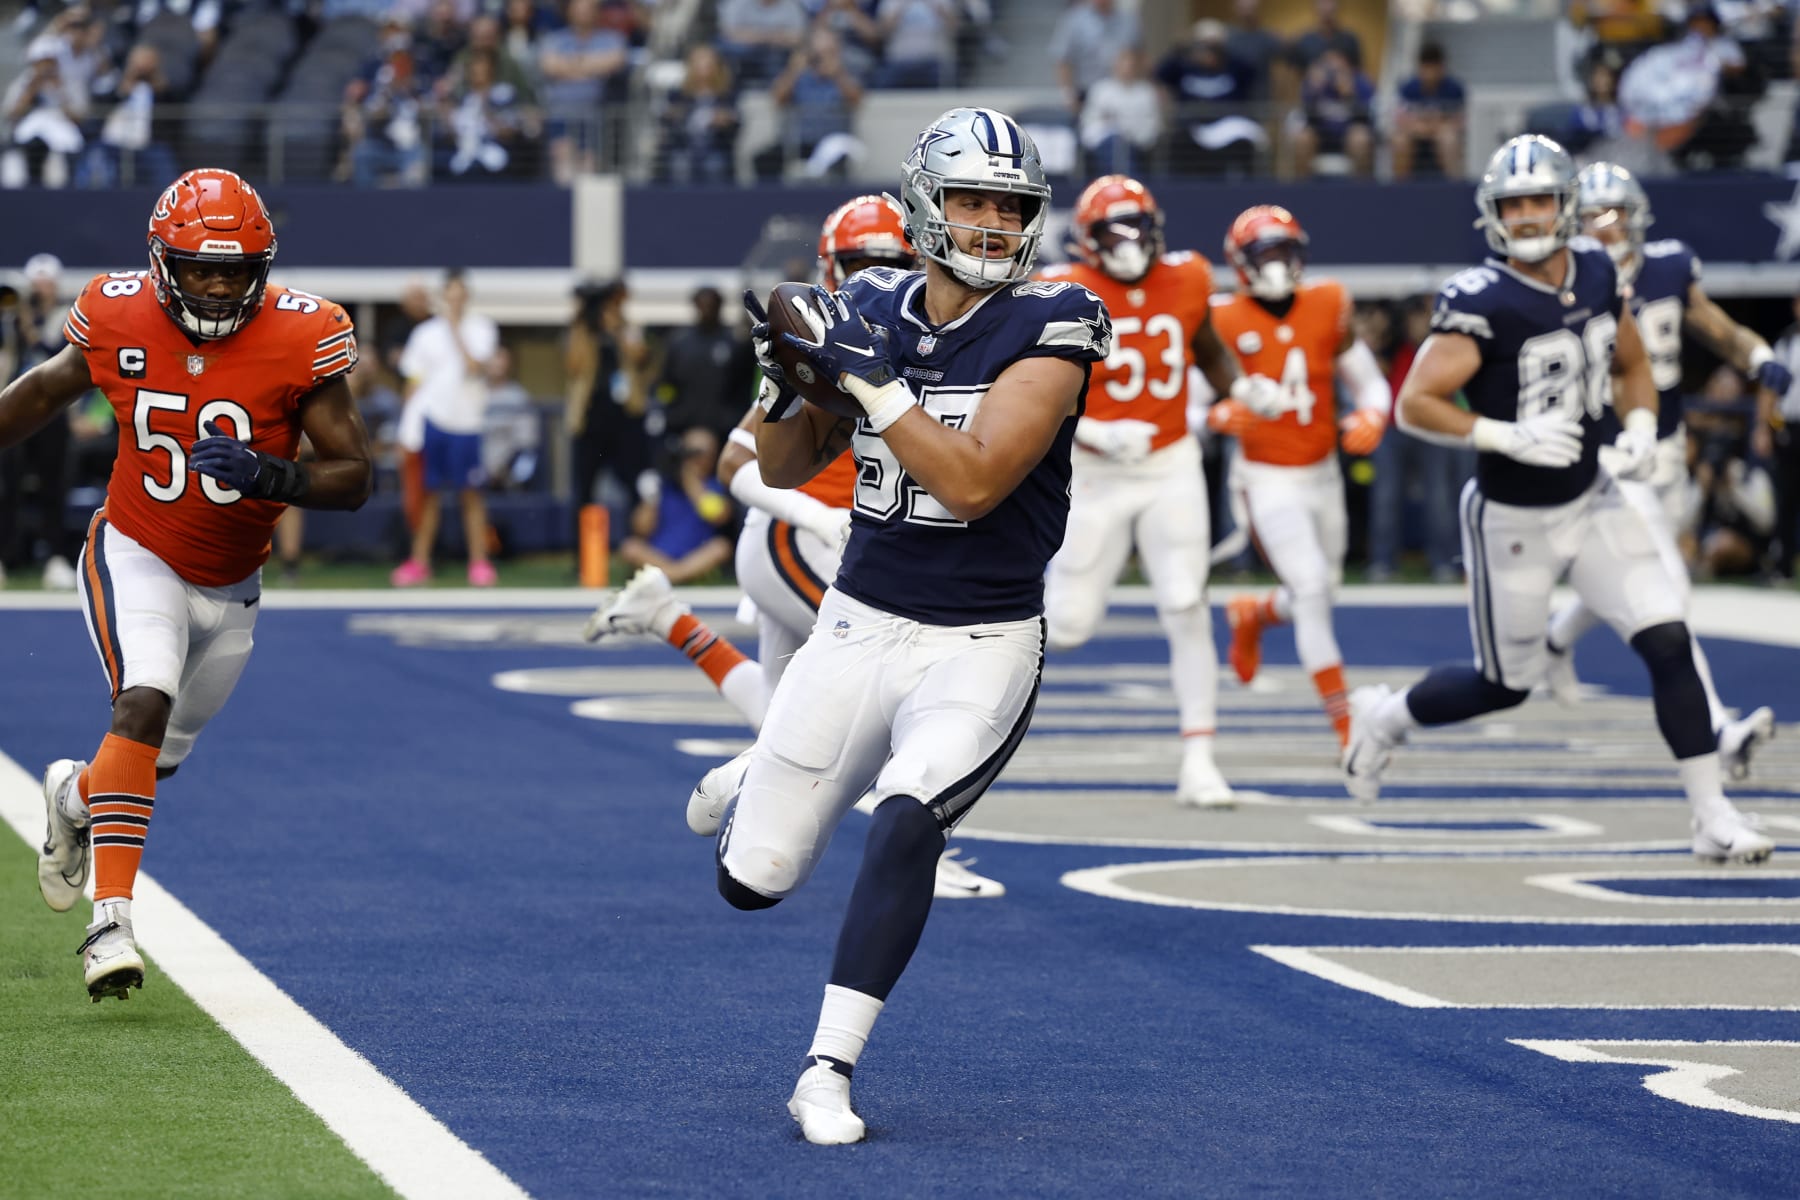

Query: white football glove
[1229,374,1287,419]
[806,506,853,554]
[1470,411,1584,468]
[1076,417,1158,464]
[1600,408,1657,482]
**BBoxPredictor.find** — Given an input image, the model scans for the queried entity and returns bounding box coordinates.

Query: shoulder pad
[1643,238,1687,258]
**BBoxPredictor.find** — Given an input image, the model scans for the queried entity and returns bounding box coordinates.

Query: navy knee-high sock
[1631,621,1715,759]
[1403,664,1530,727]
[828,797,942,1002]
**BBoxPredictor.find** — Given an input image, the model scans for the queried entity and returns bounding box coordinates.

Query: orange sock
[87,733,160,902]
[1312,664,1350,747]
[668,613,751,689]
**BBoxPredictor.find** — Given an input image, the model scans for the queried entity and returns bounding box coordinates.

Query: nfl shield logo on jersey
[186,354,206,376]
[917,334,937,357]
[833,619,851,639]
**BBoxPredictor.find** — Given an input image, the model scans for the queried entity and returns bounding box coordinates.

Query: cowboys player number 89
[1341,135,1774,868]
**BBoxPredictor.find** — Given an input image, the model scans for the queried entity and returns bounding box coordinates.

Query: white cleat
[1543,643,1582,707]
[1692,810,1775,866]
[37,758,90,913]
[582,565,685,642]
[934,847,1004,899]
[1342,685,1397,803]
[1718,706,1776,782]
[788,1059,866,1145]
[1175,740,1235,809]
[79,900,145,1002]
[687,748,752,836]
[42,555,78,591]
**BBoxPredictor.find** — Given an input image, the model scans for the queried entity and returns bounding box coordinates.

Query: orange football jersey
[65,272,357,586]
[797,447,855,510]
[1209,279,1351,467]
[1037,253,1214,451]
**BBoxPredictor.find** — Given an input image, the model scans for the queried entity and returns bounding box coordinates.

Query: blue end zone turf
[3,600,1798,1198]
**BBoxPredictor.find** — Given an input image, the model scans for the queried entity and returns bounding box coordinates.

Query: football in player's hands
[766,281,867,422]
[1339,409,1386,456]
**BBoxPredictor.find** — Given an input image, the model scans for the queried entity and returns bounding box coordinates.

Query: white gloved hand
[806,506,853,554]
[1603,408,1658,482]
[1076,417,1158,464]
[1229,374,1287,419]
[1470,411,1584,468]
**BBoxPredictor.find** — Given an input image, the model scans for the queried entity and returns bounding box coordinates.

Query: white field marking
[1526,870,1800,906]
[1308,813,1605,839]
[1510,1040,1800,1124]
[959,824,1686,855]
[1253,944,1800,1010]
[0,751,532,1200]
[1060,856,1800,925]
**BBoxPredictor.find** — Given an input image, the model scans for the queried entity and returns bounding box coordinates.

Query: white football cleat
[687,748,752,836]
[1543,643,1582,707]
[1175,739,1234,809]
[934,847,1004,899]
[1692,809,1775,865]
[37,758,90,913]
[1718,706,1775,782]
[582,565,685,642]
[1342,685,1397,803]
[41,555,78,591]
[79,900,145,1002]
[788,1059,866,1145]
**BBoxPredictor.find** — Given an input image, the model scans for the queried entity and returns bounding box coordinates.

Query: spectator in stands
[501,0,556,65]
[410,0,471,82]
[1224,0,1285,100]
[566,278,653,555]
[1762,296,1800,584]
[1050,0,1142,112]
[1292,46,1374,177]
[656,286,752,445]
[617,426,736,585]
[813,0,883,82]
[1080,46,1164,176]
[436,49,542,180]
[0,252,78,589]
[1619,2,1761,172]
[655,42,740,184]
[83,43,177,189]
[481,345,542,491]
[2,41,85,188]
[1156,19,1263,177]
[1365,297,1469,583]
[1392,42,1466,179]
[753,27,864,182]
[1289,0,1362,71]
[538,0,632,183]
[341,25,430,187]
[453,13,540,106]
[872,0,958,89]
[1566,0,1667,71]
[719,0,810,88]
[1557,52,1627,158]
[392,269,503,587]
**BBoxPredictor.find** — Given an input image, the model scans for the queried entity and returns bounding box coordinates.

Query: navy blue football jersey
[1430,244,1624,507]
[1602,238,1698,440]
[830,267,1111,624]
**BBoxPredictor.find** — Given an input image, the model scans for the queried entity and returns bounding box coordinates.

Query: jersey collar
[901,273,1005,335]
[1483,250,1577,297]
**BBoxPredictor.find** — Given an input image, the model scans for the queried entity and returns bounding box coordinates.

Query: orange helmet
[1071,175,1164,283]
[146,168,277,340]
[1225,205,1308,302]
[818,194,915,291]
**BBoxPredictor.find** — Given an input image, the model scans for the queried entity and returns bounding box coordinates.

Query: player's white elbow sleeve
[727,457,836,529]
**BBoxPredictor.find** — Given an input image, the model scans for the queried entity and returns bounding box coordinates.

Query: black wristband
[254,453,310,504]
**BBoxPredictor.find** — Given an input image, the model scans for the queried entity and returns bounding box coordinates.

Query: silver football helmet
[890,107,1051,289]
[1474,135,1579,264]
[1576,161,1653,283]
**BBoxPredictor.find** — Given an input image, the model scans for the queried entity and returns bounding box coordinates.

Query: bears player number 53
[0,168,374,1003]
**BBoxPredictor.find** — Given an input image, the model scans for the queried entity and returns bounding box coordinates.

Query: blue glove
[741,289,800,421]
[779,285,896,392]
[1755,357,1793,396]
[189,420,307,502]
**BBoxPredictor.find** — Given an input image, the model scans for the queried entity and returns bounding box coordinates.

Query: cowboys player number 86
[1341,135,1773,867]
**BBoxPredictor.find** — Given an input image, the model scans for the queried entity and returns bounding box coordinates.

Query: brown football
[765,281,865,421]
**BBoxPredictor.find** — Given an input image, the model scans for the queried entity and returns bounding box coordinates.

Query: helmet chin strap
[1249,261,1294,301]
[1506,233,1562,264]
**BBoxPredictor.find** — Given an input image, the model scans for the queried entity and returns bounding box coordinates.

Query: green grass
[0,832,395,1200]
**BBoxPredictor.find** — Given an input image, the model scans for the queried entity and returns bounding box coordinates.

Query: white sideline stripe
[1510,1040,1800,1124]
[0,751,531,1200]
[1251,945,1450,1007]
